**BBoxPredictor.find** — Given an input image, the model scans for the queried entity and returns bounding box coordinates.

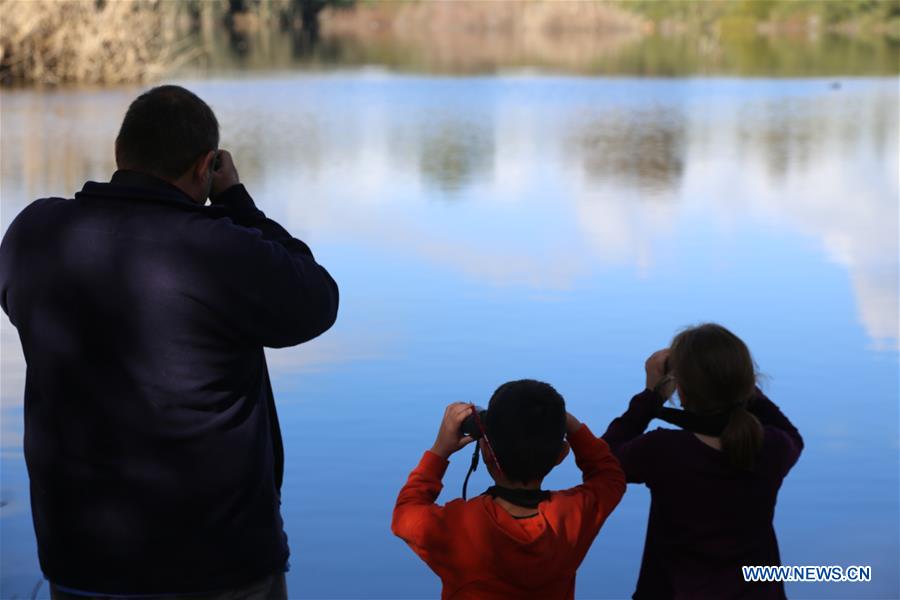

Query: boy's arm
[391,403,475,563]
[565,415,627,524]
[391,451,450,558]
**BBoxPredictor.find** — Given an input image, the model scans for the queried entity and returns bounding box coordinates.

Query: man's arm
[196,151,339,348]
[0,197,57,323]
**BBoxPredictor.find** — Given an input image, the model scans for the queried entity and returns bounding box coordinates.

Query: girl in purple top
[603,323,803,599]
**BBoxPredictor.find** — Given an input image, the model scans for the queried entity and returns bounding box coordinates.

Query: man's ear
[193,150,217,183]
[556,441,570,466]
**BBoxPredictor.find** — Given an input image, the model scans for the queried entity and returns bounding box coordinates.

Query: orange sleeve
[565,424,627,531]
[391,450,451,564]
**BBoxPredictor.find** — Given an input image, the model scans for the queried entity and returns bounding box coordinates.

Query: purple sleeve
[748,387,803,474]
[601,389,667,484]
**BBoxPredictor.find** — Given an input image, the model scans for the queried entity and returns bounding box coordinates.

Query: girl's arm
[601,389,667,483]
[601,348,672,483]
[748,387,803,473]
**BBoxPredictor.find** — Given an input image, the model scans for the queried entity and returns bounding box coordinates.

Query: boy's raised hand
[430,402,476,459]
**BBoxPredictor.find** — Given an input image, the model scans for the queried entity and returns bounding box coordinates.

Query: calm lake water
[1,74,898,599]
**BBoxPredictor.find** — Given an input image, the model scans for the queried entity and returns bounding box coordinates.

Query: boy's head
[484,379,567,485]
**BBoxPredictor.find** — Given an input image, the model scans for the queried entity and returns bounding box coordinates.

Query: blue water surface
[1,75,897,599]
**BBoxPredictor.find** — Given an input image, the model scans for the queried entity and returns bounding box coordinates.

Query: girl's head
[669,323,762,470]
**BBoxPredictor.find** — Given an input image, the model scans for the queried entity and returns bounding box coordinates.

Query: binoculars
[460,406,487,439]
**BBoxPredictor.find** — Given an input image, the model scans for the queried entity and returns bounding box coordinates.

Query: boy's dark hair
[485,379,566,484]
[115,85,219,180]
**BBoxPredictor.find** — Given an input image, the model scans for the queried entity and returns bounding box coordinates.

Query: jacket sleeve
[748,387,803,475]
[566,424,627,527]
[0,207,19,320]
[601,389,666,484]
[194,184,339,348]
[0,198,53,323]
[391,451,451,564]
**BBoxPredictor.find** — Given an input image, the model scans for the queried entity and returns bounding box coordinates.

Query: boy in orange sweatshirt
[392,379,626,599]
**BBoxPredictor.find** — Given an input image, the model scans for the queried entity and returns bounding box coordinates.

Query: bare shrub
[0,0,198,86]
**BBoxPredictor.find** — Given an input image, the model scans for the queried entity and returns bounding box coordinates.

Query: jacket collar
[75,170,204,210]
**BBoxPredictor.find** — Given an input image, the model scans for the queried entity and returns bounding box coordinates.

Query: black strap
[656,406,733,436]
[462,444,480,500]
[482,485,551,509]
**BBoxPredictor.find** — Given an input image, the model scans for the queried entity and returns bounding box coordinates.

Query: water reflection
[1,78,895,347]
[576,107,687,194]
[676,86,899,347]
[419,120,494,193]
[1,76,897,598]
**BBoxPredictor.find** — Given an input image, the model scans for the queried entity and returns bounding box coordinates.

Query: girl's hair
[669,323,762,471]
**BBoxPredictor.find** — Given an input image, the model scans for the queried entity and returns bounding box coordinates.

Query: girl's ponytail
[720,404,763,471]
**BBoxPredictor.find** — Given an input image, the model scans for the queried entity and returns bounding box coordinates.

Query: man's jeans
[50,573,287,600]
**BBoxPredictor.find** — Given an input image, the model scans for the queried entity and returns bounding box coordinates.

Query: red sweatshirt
[392,424,626,599]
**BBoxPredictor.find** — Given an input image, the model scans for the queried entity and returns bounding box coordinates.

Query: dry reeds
[0,0,198,86]
[317,1,648,74]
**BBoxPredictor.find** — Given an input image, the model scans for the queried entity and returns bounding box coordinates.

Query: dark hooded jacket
[0,171,339,594]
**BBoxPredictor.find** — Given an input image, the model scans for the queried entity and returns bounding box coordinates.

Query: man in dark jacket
[0,86,339,598]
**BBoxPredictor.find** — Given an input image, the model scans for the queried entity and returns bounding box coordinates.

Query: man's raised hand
[210,149,241,198]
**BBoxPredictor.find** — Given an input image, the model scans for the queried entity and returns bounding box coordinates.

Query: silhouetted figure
[393,381,626,599]
[0,86,339,599]
[603,324,802,599]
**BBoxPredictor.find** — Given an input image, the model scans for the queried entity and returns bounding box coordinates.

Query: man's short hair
[485,379,566,484]
[115,85,219,179]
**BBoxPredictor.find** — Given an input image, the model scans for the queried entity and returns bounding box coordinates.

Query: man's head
[483,379,567,485]
[115,85,219,202]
